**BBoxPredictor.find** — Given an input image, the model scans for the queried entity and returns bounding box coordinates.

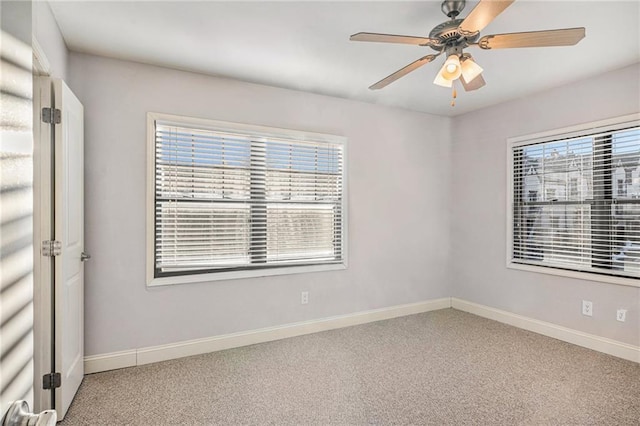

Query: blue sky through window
[266,141,340,174]
[523,137,592,160]
[613,129,640,156]
[157,129,251,167]
[158,126,342,175]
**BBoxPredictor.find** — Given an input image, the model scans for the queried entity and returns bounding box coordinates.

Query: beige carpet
[61,309,640,425]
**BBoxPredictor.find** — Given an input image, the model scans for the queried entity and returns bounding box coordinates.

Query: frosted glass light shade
[441,55,462,81]
[461,57,483,84]
[433,70,453,87]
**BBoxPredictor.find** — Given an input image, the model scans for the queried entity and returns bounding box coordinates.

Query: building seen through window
[512,127,640,278]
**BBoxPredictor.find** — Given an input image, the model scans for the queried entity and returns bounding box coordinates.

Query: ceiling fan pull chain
[451,85,457,107]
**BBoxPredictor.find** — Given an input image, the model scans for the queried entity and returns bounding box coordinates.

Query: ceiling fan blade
[460,74,486,92]
[350,32,438,47]
[458,0,515,37]
[478,27,586,49]
[369,55,438,90]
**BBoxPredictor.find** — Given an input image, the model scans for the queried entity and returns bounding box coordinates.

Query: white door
[53,79,84,420]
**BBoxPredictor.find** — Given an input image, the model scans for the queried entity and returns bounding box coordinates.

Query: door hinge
[42,240,62,257]
[42,107,61,124]
[42,372,61,390]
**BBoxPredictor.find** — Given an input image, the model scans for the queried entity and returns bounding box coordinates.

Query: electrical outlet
[616,309,627,322]
[582,300,593,317]
[301,291,309,305]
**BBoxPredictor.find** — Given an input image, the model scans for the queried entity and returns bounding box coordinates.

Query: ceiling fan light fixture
[460,56,483,84]
[440,54,462,81]
[433,70,453,88]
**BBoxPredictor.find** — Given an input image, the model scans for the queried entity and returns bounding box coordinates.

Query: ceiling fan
[350,0,585,96]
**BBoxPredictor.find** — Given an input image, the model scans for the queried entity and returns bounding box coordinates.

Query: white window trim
[146,112,348,287]
[506,112,640,288]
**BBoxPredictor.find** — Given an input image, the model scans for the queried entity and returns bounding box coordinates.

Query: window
[147,113,346,286]
[508,114,640,284]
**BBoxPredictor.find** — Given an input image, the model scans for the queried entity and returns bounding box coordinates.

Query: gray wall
[32,0,68,80]
[68,53,452,356]
[450,63,640,346]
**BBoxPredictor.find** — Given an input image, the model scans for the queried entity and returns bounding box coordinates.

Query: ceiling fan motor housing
[441,0,465,18]
[428,19,479,52]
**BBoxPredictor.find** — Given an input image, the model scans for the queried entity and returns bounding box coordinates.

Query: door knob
[2,401,56,426]
[81,252,91,261]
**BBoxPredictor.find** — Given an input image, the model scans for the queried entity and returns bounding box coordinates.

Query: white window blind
[511,123,640,280]
[153,119,345,279]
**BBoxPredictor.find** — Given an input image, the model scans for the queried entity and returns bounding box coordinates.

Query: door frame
[32,57,54,412]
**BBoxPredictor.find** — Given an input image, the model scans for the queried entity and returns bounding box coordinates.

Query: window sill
[506,261,640,288]
[147,262,347,287]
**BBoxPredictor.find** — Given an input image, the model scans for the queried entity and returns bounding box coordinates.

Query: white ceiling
[49,1,640,116]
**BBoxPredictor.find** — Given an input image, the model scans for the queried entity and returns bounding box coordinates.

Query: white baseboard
[85,297,452,373]
[451,298,640,363]
[84,297,638,374]
[84,350,137,375]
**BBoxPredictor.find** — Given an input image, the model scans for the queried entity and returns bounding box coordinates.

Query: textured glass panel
[266,205,337,262]
[156,201,250,271]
